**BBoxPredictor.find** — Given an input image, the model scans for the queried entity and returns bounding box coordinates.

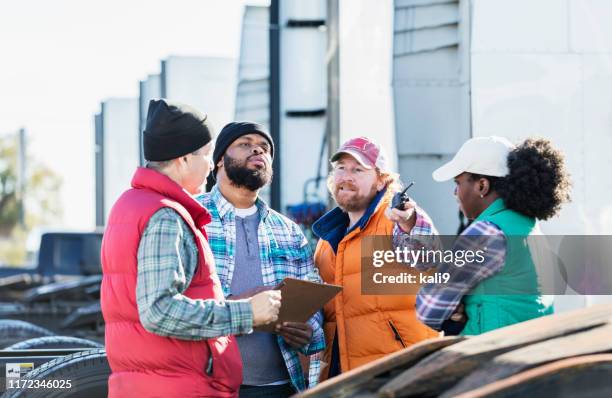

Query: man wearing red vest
[101,99,282,397]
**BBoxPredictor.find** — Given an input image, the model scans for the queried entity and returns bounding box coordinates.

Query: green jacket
[461,199,553,335]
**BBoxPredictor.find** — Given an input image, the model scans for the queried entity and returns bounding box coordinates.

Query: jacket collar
[313,187,387,251]
[475,198,506,222]
[209,184,270,221]
[131,167,211,228]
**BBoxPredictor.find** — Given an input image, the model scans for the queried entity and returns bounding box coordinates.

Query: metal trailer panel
[394,47,462,81]
[394,84,470,154]
[281,116,328,207]
[138,74,161,166]
[326,0,340,196]
[282,0,327,20]
[470,0,584,235]
[392,0,471,234]
[236,6,270,128]
[470,0,612,309]
[100,98,139,224]
[281,29,327,110]
[235,78,270,125]
[161,56,237,130]
[394,2,459,30]
[471,52,584,234]
[236,6,271,204]
[279,0,328,210]
[94,113,104,228]
[582,55,612,235]
[571,0,612,52]
[238,6,269,82]
[270,0,281,210]
[338,0,397,173]
[235,79,272,205]
[471,0,569,53]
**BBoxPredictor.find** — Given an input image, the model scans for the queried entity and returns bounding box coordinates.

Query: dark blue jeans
[239,383,296,398]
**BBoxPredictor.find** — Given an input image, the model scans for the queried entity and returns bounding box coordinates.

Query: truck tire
[3,348,109,398]
[5,336,103,350]
[0,320,54,348]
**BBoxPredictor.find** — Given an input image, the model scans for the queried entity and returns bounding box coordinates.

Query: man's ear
[478,178,491,196]
[216,157,223,169]
[170,157,183,169]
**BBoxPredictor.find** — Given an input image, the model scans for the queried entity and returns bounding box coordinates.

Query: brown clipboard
[255,277,342,333]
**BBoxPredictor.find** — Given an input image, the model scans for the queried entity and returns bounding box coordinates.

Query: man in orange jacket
[312,136,439,380]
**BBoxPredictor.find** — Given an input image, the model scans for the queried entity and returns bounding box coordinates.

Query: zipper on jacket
[205,343,214,375]
[388,320,406,348]
[206,356,213,375]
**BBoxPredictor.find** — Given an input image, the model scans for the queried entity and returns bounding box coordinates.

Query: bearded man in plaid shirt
[198,122,324,397]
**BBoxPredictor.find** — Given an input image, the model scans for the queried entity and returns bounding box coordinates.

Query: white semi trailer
[391,0,612,309]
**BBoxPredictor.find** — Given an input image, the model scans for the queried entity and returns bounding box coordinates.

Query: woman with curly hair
[416,136,571,335]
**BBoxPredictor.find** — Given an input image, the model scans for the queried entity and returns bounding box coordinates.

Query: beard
[332,181,379,213]
[224,153,273,191]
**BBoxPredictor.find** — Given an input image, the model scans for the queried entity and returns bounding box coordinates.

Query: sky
[0,0,268,230]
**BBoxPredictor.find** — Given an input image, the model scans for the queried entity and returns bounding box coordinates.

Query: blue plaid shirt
[415,220,506,330]
[198,185,325,391]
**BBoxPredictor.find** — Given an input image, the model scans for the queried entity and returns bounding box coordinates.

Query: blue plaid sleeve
[136,208,253,339]
[415,221,506,330]
[392,204,439,241]
[411,205,439,236]
[292,224,325,356]
[392,204,442,271]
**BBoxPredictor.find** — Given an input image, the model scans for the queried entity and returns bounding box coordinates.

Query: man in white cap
[312,136,439,380]
[417,136,571,335]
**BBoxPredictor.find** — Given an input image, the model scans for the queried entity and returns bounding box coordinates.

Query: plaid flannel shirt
[136,208,253,340]
[392,206,439,238]
[198,185,325,391]
[415,220,506,330]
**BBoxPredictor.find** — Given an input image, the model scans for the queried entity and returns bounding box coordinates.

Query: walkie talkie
[391,182,415,210]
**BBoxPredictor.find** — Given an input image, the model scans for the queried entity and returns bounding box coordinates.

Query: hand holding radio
[386,182,417,233]
[391,182,414,210]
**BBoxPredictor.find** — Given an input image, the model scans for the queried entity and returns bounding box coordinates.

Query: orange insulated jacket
[313,189,438,379]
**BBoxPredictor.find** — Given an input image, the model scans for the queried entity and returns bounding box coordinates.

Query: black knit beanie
[143,99,214,161]
[212,122,274,173]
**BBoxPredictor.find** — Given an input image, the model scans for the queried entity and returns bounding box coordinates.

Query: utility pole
[269,0,281,211]
[326,0,340,207]
[16,128,26,227]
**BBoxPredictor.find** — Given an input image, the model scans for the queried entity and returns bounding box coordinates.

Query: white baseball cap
[432,136,515,182]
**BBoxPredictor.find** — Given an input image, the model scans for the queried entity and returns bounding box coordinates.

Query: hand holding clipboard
[255,278,342,333]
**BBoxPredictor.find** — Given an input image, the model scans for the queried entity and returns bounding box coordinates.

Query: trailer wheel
[3,348,109,398]
[5,336,103,350]
[0,320,54,348]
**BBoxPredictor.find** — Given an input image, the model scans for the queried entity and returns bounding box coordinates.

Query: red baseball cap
[330,136,388,171]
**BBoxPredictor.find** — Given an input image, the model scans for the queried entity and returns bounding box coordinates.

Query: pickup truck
[0,231,103,294]
[0,231,105,340]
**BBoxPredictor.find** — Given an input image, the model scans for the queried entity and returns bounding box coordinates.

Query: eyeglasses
[332,164,368,175]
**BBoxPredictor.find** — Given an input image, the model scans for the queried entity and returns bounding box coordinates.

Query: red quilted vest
[101,167,242,397]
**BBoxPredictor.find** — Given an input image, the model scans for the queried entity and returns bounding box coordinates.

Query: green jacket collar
[475,198,506,222]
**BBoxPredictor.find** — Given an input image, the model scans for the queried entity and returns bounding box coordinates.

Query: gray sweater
[231,212,289,386]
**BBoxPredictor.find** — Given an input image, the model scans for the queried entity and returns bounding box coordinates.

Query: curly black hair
[495,138,572,220]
